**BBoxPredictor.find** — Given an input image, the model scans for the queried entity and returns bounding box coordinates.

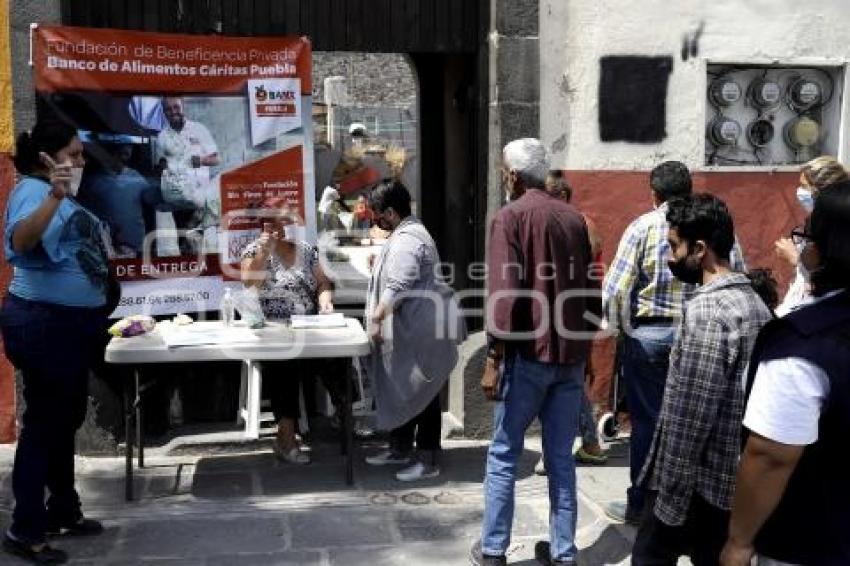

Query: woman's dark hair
[650,160,692,203]
[747,268,779,312]
[666,193,735,261]
[13,119,78,175]
[809,180,850,295]
[369,178,412,218]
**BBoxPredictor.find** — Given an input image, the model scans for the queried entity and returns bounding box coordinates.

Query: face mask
[796,186,814,212]
[67,167,84,197]
[668,251,702,285]
[282,224,305,242]
[376,212,393,232]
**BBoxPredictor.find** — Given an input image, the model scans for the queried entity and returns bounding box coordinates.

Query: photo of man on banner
[155,95,220,256]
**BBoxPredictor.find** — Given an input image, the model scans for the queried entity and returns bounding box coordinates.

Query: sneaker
[575,446,608,465]
[604,501,641,525]
[3,533,68,564]
[534,540,576,565]
[273,440,311,465]
[46,517,103,537]
[354,425,376,440]
[534,456,547,476]
[469,539,507,566]
[365,449,411,466]
[395,461,440,482]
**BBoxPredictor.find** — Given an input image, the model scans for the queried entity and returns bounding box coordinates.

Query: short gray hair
[503,138,550,188]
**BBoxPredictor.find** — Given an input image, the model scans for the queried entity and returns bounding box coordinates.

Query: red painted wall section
[566,169,804,409]
[0,153,15,442]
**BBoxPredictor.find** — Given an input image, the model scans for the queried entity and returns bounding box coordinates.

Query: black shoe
[534,540,576,565]
[3,534,68,564]
[469,539,507,566]
[45,517,103,537]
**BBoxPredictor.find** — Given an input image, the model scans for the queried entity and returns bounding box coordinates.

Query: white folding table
[105,318,370,501]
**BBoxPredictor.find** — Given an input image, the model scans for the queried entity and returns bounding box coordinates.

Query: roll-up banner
[32,25,315,316]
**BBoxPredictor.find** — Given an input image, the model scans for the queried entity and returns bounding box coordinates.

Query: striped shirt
[602,202,746,326]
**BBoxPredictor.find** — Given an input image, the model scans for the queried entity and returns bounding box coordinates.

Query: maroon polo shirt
[486,188,602,365]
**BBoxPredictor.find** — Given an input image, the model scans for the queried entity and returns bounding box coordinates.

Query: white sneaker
[273,441,311,465]
[365,450,412,466]
[395,461,440,482]
[534,456,547,476]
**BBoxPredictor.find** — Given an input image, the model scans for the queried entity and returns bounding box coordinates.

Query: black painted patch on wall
[598,56,673,143]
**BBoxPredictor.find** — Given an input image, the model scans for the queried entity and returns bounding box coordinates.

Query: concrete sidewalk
[0,435,639,565]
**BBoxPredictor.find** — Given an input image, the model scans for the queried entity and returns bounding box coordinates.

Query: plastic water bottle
[220,287,235,326]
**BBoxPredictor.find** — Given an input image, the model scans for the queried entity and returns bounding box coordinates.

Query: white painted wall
[540,0,850,170]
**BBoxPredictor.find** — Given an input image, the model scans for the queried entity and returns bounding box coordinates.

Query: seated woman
[240,200,342,465]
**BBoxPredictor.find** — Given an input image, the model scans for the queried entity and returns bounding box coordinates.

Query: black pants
[632,491,729,566]
[262,358,350,422]
[390,393,442,454]
[0,295,107,544]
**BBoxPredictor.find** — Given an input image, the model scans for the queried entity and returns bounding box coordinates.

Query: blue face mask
[796,186,814,212]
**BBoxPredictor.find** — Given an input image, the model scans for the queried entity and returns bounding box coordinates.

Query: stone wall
[10,1,60,133]
[312,52,417,109]
[463,0,541,439]
[485,0,540,230]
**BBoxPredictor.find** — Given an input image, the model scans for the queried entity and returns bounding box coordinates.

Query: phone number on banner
[119,291,212,308]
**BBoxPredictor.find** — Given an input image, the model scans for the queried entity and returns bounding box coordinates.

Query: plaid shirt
[641,273,773,526]
[602,203,746,325]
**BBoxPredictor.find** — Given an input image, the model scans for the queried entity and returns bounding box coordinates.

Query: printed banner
[248,78,302,145]
[32,25,315,317]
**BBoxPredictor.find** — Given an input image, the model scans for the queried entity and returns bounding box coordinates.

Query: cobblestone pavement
[0,434,642,565]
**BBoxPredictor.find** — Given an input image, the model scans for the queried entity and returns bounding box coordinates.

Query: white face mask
[796,186,814,212]
[283,224,305,242]
[67,167,84,197]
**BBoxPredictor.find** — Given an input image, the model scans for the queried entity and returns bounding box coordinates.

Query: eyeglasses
[790,226,814,246]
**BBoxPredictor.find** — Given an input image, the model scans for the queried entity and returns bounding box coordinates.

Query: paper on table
[290,313,347,329]
[160,325,261,348]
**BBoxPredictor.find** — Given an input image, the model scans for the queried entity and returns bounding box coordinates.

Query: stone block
[395,507,482,541]
[497,37,540,104]
[120,518,288,558]
[499,102,540,145]
[496,0,539,36]
[327,539,475,565]
[208,550,323,565]
[11,0,60,32]
[191,471,255,499]
[289,507,393,548]
[460,332,490,439]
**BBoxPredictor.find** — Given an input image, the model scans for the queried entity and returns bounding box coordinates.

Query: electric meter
[708,116,741,146]
[709,78,742,107]
[788,78,822,111]
[747,119,774,147]
[749,78,782,109]
[784,116,820,149]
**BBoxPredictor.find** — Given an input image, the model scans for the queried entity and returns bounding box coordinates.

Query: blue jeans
[623,324,675,514]
[0,294,107,544]
[481,352,584,561]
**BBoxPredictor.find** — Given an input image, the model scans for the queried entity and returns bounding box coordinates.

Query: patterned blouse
[240,239,319,320]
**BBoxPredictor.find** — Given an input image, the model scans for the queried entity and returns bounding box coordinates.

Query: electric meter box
[705,64,844,167]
